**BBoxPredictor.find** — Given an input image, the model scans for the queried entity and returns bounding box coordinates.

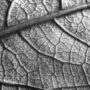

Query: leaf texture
[0,0,90,90]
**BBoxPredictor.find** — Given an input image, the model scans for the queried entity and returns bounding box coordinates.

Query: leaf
[0,0,90,90]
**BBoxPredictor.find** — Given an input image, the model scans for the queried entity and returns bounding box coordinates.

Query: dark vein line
[0,81,90,90]
[0,81,43,90]
[5,0,11,27]
[0,3,90,38]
